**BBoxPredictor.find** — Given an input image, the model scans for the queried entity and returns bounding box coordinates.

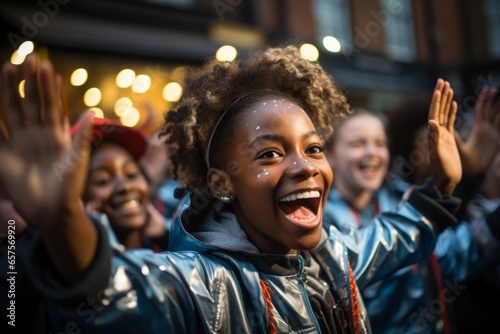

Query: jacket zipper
[297,254,322,333]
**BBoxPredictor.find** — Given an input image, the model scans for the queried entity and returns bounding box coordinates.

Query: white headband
[205,91,273,168]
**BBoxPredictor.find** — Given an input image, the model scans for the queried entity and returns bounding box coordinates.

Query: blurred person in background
[450,88,500,333]
[76,117,169,251]
[323,87,500,333]
[0,115,170,334]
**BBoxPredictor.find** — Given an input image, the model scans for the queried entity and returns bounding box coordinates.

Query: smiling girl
[78,117,169,251]
[0,46,462,333]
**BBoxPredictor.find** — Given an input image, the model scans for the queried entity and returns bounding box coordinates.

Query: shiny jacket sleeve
[20,219,199,333]
[20,218,270,333]
[339,179,461,290]
[436,204,500,283]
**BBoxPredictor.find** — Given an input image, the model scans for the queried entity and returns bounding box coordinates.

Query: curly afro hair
[160,45,350,197]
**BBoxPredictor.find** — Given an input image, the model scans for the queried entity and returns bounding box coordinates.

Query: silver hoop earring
[220,195,234,204]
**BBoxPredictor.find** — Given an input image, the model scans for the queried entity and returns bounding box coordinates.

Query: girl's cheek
[256,169,270,181]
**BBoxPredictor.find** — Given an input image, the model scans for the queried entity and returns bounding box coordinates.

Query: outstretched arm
[0,54,97,284]
[427,78,462,196]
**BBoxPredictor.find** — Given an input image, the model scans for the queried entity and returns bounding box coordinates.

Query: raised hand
[456,86,500,177]
[0,54,94,226]
[427,78,462,196]
[0,54,97,283]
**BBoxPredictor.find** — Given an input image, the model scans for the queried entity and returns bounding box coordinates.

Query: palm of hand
[427,79,462,196]
[0,126,86,226]
[428,124,462,193]
[459,87,500,176]
[0,55,92,228]
[460,122,499,176]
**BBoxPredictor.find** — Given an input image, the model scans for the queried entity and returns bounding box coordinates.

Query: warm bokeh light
[120,107,140,127]
[162,82,183,102]
[11,50,26,65]
[131,74,151,93]
[170,66,186,82]
[18,80,25,98]
[323,36,341,53]
[70,68,88,86]
[115,69,136,88]
[114,97,133,116]
[300,43,319,61]
[83,87,102,107]
[215,45,237,62]
[89,107,104,118]
[18,41,34,57]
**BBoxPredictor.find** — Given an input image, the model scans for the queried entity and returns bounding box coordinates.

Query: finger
[440,81,452,125]
[434,78,445,92]
[23,53,42,125]
[437,80,447,124]
[58,74,69,122]
[62,116,71,146]
[1,61,23,131]
[427,119,440,152]
[489,87,499,111]
[474,86,488,122]
[39,60,61,133]
[484,87,497,122]
[447,101,458,133]
[428,88,442,125]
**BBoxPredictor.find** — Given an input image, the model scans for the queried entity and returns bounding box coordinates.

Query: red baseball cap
[70,117,147,161]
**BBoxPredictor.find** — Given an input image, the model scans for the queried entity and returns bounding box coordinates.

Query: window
[484,0,500,58]
[380,0,416,62]
[313,0,352,49]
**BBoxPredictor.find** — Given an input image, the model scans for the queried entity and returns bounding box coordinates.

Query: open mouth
[359,161,385,180]
[114,199,140,210]
[111,199,144,215]
[360,161,380,171]
[278,190,321,222]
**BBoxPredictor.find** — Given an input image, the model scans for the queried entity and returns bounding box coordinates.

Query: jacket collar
[169,193,330,275]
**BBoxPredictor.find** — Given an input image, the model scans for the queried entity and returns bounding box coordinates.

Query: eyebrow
[89,158,138,174]
[249,130,320,148]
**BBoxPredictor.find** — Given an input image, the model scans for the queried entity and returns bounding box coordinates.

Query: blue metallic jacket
[323,179,500,334]
[25,187,454,334]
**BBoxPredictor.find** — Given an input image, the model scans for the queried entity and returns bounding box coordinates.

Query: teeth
[120,200,139,209]
[280,191,320,202]
[361,163,379,169]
